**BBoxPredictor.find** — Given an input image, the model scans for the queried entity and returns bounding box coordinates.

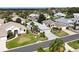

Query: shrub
[66,27,69,29]
[40,32,45,37]
[37,47,45,52]
[16,18,21,23]
[7,30,14,39]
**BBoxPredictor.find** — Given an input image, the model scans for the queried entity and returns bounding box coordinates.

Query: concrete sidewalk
[62,27,77,35]
[65,43,75,52]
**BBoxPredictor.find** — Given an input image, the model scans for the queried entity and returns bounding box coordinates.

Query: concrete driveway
[33,22,58,40]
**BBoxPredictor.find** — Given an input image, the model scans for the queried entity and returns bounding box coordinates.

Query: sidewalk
[62,27,77,35]
[65,43,75,52]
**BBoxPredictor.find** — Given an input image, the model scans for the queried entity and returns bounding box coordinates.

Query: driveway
[33,22,58,40]
[62,27,77,35]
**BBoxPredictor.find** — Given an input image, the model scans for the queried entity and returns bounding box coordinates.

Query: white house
[73,13,79,18]
[3,22,26,35]
[54,12,66,18]
[0,22,27,51]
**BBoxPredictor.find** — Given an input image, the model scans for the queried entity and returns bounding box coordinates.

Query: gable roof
[43,20,55,25]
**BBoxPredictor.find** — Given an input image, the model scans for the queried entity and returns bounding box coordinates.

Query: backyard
[6,32,47,49]
[68,39,79,49]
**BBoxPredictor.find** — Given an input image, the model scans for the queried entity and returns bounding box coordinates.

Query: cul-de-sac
[0,8,79,52]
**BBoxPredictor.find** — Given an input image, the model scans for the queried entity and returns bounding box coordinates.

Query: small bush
[66,27,69,29]
[7,31,14,39]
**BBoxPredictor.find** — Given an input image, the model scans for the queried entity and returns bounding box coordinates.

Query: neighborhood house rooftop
[2,22,26,29]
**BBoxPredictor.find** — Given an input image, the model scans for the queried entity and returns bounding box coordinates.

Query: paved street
[6,34,79,52]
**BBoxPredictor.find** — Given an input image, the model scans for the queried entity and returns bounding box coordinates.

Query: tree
[37,47,45,52]
[26,29,29,34]
[37,14,46,23]
[30,22,34,26]
[49,38,65,52]
[32,25,39,32]
[73,21,77,30]
[40,32,45,37]
[7,30,14,39]
[16,18,21,23]
[5,17,13,22]
[24,23,27,27]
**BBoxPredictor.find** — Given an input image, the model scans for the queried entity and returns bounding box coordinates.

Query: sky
[0,0,79,8]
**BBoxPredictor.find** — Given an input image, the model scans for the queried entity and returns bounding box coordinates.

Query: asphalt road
[6,34,79,52]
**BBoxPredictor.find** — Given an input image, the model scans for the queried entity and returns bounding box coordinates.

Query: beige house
[43,20,55,27]
[28,14,39,21]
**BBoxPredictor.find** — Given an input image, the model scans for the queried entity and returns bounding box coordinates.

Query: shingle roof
[54,12,66,17]
[43,20,55,25]
[2,22,26,30]
[12,16,25,21]
[0,26,7,37]
[55,18,74,24]
[0,19,4,24]
[0,22,26,38]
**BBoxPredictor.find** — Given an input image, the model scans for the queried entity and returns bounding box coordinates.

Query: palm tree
[49,38,65,52]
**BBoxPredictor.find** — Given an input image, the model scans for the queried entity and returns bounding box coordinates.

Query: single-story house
[54,12,66,18]
[0,22,27,51]
[12,16,26,24]
[73,13,79,18]
[2,22,27,35]
[55,18,74,27]
[28,14,39,21]
[43,20,55,27]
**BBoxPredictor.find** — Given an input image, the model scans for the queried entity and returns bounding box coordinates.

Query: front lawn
[68,39,79,49]
[51,27,68,37]
[6,32,47,49]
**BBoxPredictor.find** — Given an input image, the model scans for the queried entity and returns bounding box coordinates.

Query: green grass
[51,29,68,37]
[68,40,79,49]
[6,33,47,49]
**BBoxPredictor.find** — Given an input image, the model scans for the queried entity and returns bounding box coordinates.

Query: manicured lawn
[68,39,79,49]
[6,33,47,49]
[51,29,68,37]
